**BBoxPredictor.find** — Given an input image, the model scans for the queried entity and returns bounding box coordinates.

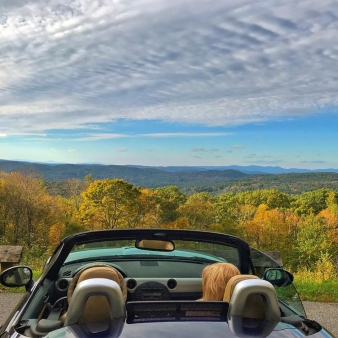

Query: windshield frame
[42,229,251,280]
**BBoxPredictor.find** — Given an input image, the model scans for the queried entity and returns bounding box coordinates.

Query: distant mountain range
[0,159,248,186]
[1,159,338,194]
[2,159,338,174]
[126,165,338,174]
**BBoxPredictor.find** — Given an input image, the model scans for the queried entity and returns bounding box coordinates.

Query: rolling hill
[2,159,338,195]
[0,159,248,187]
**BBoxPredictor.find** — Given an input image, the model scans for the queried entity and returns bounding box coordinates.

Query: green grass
[275,280,338,303]
[294,280,338,302]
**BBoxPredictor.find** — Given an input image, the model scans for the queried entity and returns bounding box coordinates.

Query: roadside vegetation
[1,172,337,301]
[295,281,338,302]
[293,255,338,302]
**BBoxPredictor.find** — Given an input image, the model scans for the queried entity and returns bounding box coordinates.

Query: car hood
[44,321,331,338]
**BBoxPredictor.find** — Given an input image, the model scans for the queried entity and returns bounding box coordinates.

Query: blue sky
[1,0,338,169]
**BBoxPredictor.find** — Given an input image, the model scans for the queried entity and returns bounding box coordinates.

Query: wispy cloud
[141,133,230,138]
[75,134,130,141]
[52,132,231,141]
[232,145,246,149]
[244,153,257,158]
[300,160,326,164]
[116,148,128,152]
[1,0,338,136]
[245,159,284,164]
[191,147,221,153]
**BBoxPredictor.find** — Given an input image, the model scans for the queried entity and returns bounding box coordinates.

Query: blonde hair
[201,262,240,301]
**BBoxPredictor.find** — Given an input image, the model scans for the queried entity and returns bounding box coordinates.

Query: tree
[234,189,291,209]
[296,214,334,268]
[0,172,63,259]
[213,193,244,236]
[49,223,66,248]
[154,186,186,224]
[291,189,334,216]
[134,189,160,228]
[81,179,141,229]
[317,192,338,245]
[64,179,86,209]
[243,204,295,268]
[179,192,216,231]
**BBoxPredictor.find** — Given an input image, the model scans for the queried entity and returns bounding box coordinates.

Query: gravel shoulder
[0,294,337,336]
[0,293,25,325]
[302,301,338,337]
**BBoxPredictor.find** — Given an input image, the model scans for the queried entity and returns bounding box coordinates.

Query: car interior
[19,266,286,338]
[1,235,323,338]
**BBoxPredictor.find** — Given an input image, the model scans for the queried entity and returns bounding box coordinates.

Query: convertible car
[0,229,333,338]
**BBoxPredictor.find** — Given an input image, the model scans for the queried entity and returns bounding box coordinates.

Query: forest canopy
[0,172,337,274]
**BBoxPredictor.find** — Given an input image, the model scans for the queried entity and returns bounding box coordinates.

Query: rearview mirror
[263,268,294,287]
[135,239,175,251]
[0,266,33,288]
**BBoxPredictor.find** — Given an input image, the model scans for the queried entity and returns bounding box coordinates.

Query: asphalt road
[302,301,338,337]
[0,294,337,336]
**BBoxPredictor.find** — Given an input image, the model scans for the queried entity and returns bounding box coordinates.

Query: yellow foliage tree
[179,193,216,231]
[81,178,141,229]
[244,204,291,252]
[49,223,66,249]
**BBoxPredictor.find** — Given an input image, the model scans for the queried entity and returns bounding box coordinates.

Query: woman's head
[202,262,240,301]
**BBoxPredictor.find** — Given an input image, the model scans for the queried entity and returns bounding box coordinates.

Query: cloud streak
[20,132,231,141]
[1,0,338,135]
[191,148,220,152]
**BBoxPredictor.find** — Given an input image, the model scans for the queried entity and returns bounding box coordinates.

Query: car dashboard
[55,261,205,301]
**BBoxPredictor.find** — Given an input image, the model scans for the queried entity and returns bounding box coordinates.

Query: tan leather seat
[223,275,266,320]
[224,275,281,337]
[65,278,126,328]
[61,264,127,324]
[223,275,259,302]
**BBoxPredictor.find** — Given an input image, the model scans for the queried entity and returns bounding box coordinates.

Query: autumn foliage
[0,172,337,272]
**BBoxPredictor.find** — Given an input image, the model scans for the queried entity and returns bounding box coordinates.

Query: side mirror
[263,268,294,287]
[0,266,33,288]
[135,239,175,251]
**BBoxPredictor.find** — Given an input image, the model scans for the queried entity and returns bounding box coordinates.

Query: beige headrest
[223,275,266,320]
[223,275,259,302]
[67,264,127,302]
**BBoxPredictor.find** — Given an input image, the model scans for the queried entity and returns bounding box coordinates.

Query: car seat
[64,278,126,327]
[60,264,127,324]
[224,275,280,337]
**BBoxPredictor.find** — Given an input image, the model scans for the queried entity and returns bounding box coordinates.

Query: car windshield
[66,239,239,265]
